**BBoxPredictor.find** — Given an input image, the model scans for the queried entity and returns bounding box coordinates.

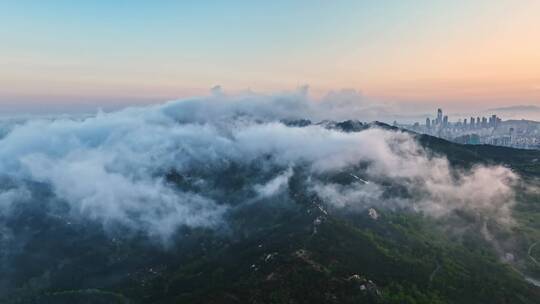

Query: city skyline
[1,1,539,114]
[402,107,540,149]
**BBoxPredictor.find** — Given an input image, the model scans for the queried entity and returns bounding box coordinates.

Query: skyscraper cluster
[424,109,500,131]
[426,108,450,129]
[404,108,540,150]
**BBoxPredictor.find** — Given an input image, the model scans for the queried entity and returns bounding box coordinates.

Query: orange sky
[0,1,539,112]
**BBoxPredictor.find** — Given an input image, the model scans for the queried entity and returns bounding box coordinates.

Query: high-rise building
[437,108,443,124]
[443,115,448,126]
[426,118,431,129]
[491,115,497,127]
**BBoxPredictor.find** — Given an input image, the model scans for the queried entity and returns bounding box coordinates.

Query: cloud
[0,186,30,216]
[20,152,226,240]
[311,181,387,210]
[489,105,540,112]
[0,89,521,243]
[310,137,518,225]
[254,168,293,198]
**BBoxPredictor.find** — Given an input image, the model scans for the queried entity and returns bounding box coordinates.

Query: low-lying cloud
[0,89,520,242]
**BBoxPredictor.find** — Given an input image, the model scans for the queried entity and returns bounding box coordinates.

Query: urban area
[400,109,540,149]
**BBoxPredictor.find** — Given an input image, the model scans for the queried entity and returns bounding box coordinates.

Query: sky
[1,0,539,115]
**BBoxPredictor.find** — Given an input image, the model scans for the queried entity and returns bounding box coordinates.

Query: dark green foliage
[4,127,540,303]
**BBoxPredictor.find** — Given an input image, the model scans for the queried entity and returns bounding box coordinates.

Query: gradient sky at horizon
[1,0,539,114]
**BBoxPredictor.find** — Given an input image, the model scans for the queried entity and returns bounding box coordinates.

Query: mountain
[2,117,540,304]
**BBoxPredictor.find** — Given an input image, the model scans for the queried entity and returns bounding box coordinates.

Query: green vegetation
[4,129,540,303]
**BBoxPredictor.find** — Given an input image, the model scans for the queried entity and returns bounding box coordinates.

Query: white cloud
[254,168,293,198]
[0,90,521,241]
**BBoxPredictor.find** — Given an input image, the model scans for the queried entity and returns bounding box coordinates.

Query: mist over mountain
[0,92,518,238]
[1,91,540,303]
[3,0,540,302]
